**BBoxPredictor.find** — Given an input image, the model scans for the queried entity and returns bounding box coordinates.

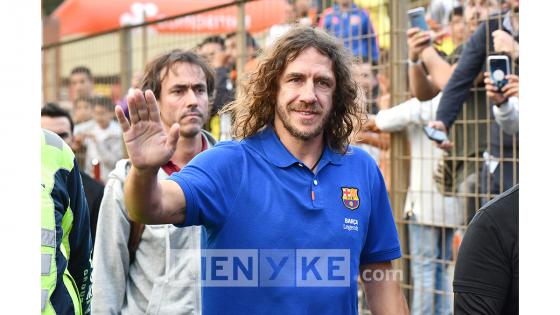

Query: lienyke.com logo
[170,249,352,287]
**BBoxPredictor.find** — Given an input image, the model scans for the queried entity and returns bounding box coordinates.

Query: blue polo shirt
[169,126,401,315]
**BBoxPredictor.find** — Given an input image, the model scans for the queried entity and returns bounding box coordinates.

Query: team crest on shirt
[341,187,360,210]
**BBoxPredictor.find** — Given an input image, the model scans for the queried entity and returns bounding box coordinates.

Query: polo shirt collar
[255,126,343,168]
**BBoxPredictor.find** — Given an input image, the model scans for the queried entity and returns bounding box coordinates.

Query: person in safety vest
[41,129,92,314]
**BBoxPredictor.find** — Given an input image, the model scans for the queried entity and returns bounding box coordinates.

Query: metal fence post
[120,27,132,158]
[389,0,411,297]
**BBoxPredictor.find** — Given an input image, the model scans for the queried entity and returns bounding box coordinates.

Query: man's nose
[300,80,318,104]
[184,88,198,109]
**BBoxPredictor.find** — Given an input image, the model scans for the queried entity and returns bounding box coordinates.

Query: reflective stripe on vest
[41,130,81,315]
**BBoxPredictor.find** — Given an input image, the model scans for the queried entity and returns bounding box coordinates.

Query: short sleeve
[360,162,401,264]
[168,142,244,229]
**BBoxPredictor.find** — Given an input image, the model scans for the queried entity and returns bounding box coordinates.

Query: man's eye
[318,80,331,87]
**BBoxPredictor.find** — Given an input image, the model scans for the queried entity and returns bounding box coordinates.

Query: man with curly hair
[115,26,408,314]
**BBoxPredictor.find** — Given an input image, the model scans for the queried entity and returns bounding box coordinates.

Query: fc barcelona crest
[341,187,360,210]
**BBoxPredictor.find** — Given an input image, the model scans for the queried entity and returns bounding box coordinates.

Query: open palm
[115,89,180,170]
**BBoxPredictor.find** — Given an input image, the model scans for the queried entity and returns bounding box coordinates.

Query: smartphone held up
[487,55,511,92]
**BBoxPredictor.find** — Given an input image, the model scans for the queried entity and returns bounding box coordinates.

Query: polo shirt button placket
[311,177,322,209]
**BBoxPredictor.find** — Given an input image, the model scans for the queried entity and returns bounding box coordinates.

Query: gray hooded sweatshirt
[92,131,215,314]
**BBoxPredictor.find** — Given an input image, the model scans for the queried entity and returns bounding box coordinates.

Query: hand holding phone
[423,125,448,144]
[487,55,510,92]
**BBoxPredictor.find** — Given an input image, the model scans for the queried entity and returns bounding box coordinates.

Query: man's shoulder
[190,140,245,167]
[475,185,518,228]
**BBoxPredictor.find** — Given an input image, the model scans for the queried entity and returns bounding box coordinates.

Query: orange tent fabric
[53,0,288,37]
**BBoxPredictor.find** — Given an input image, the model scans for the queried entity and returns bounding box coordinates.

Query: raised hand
[115,89,180,170]
[406,27,431,62]
[492,30,519,60]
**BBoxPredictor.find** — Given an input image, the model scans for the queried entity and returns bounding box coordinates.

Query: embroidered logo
[341,187,360,210]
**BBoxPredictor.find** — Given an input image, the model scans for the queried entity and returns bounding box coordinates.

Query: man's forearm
[409,65,439,101]
[124,166,163,224]
[421,47,453,90]
[361,262,409,315]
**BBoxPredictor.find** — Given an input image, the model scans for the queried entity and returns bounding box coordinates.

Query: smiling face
[159,62,209,138]
[274,47,335,142]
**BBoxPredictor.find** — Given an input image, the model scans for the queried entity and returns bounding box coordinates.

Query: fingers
[506,74,519,83]
[165,123,180,153]
[144,90,161,122]
[115,105,131,133]
[127,91,140,125]
[438,140,454,150]
[428,120,447,134]
[503,86,519,98]
[407,27,420,37]
[136,90,150,121]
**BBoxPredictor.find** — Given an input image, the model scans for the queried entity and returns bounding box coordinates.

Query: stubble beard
[277,102,330,141]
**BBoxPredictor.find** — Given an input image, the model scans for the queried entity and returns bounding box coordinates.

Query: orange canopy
[53,0,288,37]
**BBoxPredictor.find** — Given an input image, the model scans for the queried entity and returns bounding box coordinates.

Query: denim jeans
[408,221,453,315]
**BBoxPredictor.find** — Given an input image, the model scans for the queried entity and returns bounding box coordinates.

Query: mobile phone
[407,7,429,31]
[487,55,510,92]
[423,126,448,144]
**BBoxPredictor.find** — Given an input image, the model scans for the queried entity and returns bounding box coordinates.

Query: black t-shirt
[453,184,519,315]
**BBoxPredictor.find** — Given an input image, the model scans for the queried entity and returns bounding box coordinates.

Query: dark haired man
[116,26,407,314]
[70,66,94,102]
[198,35,235,140]
[92,50,216,314]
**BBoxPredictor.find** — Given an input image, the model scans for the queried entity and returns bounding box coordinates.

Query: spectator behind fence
[222,31,260,141]
[406,2,497,223]
[41,129,92,314]
[351,58,388,164]
[353,0,391,50]
[41,103,105,246]
[73,96,97,154]
[484,72,519,135]
[376,93,463,315]
[77,96,123,182]
[116,26,408,314]
[70,66,95,102]
[73,96,94,125]
[92,50,217,314]
[433,0,519,204]
[224,31,260,79]
[453,184,518,315]
[198,35,235,140]
[319,0,380,64]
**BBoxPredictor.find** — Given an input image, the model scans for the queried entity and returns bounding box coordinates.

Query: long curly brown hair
[221,26,363,153]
